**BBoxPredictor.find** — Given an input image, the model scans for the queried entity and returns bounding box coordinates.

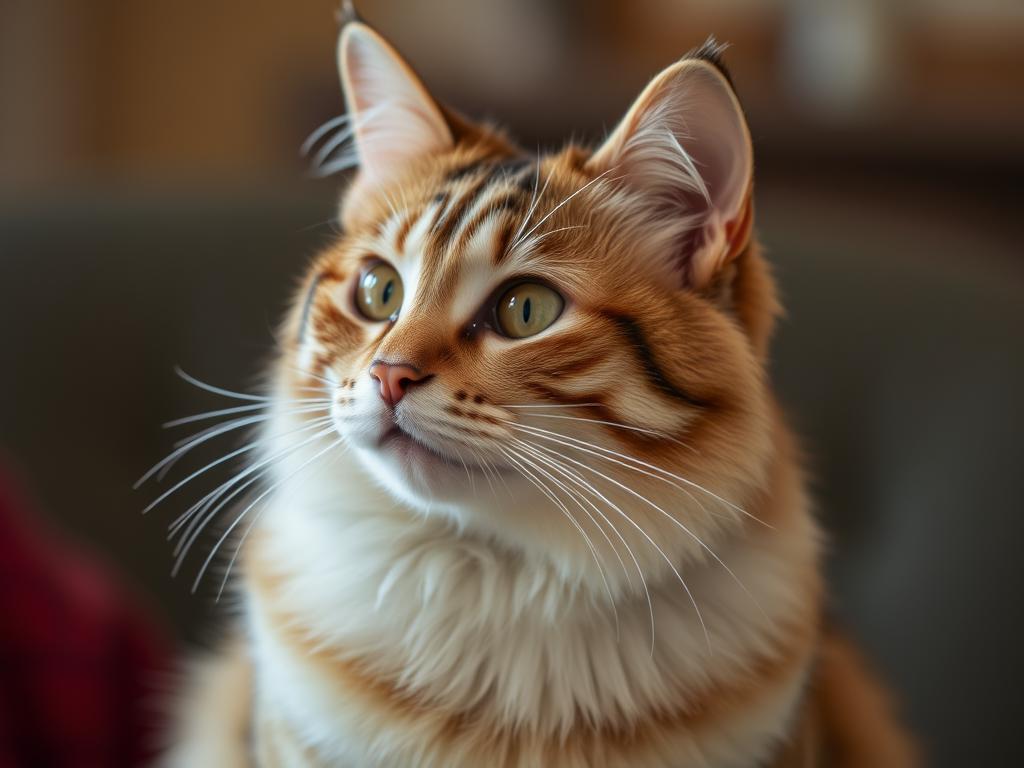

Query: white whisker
[511,167,616,252]
[526,434,766,623]
[510,159,550,248]
[499,403,603,410]
[164,415,334,537]
[299,114,349,157]
[140,405,329,507]
[313,126,356,169]
[510,440,655,652]
[516,412,679,443]
[139,412,290,489]
[171,424,336,570]
[214,442,348,601]
[174,367,273,402]
[508,420,764,526]
[509,436,710,654]
[163,400,330,429]
[193,435,345,595]
[499,446,618,634]
[514,442,634,591]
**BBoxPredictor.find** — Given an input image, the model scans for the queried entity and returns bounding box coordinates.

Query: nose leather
[368,362,428,407]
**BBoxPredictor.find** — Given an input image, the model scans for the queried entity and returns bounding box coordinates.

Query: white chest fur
[244,453,817,768]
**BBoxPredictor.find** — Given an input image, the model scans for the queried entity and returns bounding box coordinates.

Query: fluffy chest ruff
[241,444,822,768]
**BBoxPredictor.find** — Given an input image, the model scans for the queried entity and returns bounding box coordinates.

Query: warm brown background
[1,1,1022,765]
[3,0,1022,195]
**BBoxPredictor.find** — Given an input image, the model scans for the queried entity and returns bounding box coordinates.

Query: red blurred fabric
[0,468,171,767]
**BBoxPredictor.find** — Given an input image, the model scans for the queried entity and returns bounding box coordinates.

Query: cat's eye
[494,282,564,339]
[357,262,404,321]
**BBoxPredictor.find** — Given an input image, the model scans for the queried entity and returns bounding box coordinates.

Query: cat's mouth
[377,423,470,470]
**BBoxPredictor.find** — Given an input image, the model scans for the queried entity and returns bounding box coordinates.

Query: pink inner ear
[587,61,753,287]
[339,24,453,190]
[677,68,751,225]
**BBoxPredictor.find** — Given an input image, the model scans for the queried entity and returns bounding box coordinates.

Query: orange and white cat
[162,18,916,768]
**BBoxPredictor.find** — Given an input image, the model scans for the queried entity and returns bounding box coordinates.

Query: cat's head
[279,22,780,585]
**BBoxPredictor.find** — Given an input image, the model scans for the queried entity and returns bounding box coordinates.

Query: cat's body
[162,20,915,768]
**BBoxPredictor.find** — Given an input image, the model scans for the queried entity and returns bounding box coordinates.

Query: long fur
[158,21,915,768]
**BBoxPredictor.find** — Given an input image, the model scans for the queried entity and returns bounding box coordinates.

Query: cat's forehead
[349,151,598,313]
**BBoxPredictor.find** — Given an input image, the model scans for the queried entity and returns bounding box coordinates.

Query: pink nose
[368,362,428,407]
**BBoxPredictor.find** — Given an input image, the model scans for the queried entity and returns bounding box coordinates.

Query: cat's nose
[368,361,430,407]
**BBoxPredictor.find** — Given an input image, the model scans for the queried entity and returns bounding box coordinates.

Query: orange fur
[163,21,915,768]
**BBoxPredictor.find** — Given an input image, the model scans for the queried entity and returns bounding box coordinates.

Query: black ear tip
[336,0,362,27]
[687,36,735,88]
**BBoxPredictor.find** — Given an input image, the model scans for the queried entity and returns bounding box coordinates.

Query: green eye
[495,282,564,339]
[357,263,404,321]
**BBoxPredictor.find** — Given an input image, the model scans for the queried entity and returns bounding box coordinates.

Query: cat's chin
[377,425,457,466]
[350,424,498,512]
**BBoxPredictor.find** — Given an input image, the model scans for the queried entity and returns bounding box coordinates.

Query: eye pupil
[494,282,564,339]
[357,263,404,321]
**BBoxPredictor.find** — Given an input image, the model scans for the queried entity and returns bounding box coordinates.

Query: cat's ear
[587,48,753,289]
[338,22,453,190]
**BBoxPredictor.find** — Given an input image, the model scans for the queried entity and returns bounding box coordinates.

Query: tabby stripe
[393,208,419,255]
[427,192,452,233]
[606,313,713,410]
[492,218,518,266]
[445,157,494,183]
[514,161,538,194]
[453,192,525,256]
[434,158,530,247]
[430,171,497,250]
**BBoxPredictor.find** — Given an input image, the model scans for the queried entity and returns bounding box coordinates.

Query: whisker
[214,442,349,601]
[299,114,349,157]
[507,421,764,526]
[526,435,766,623]
[509,435,710,654]
[289,366,339,388]
[511,167,616,252]
[175,425,337,578]
[514,442,634,591]
[520,224,587,249]
[312,126,356,169]
[174,367,274,402]
[163,400,330,428]
[499,446,618,634]
[139,412,288,489]
[140,405,329,501]
[313,156,360,178]
[160,405,325,481]
[193,435,345,595]
[163,417,331,536]
[160,414,267,482]
[509,421,721,526]
[510,159,550,248]
[510,441,654,651]
[469,447,509,500]
[499,403,603,410]
[507,447,624,640]
[515,412,681,444]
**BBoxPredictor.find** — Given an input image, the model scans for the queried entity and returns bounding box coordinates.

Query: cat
[160,17,917,768]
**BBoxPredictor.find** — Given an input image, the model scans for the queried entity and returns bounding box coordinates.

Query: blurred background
[1,0,1021,764]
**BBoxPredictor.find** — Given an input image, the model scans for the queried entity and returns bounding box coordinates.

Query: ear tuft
[338,22,453,192]
[686,36,733,86]
[336,0,361,27]
[587,54,753,289]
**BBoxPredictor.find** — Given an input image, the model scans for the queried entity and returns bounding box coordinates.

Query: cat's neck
[243,445,820,766]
